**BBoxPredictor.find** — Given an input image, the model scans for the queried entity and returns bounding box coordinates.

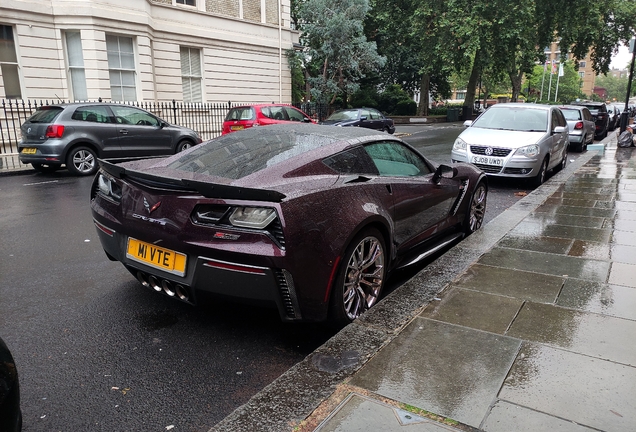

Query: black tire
[31,162,62,173]
[328,228,386,327]
[464,180,487,235]
[66,146,98,176]
[531,157,548,187]
[175,140,193,153]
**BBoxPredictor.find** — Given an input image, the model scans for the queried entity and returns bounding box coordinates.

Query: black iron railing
[0,99,332,157]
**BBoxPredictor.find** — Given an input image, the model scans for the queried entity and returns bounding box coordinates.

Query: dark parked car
[19,103,202,176]
[558,105,595,152]
[321,108,396,134]
[222,104,314,135]
[570,100,610,139]
[91,124,487,326]
[0,337,21,432]
[607,104,621,131]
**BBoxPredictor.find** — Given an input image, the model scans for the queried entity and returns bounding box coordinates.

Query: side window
[360,109,371,120]
[551,110,559,130]
[264,106,287,120]
[285,107,306,122]
[110,105,159,126]
[368,109,379,120]
[322,146,379,175]
[71,106,112,123]
[364,142,432,177]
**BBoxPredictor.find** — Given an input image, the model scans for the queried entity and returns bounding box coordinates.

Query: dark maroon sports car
[90,124,487,325]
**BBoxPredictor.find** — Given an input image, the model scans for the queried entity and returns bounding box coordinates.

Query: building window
[579,72,585,79]
[175,0,196,6]
[65,31,87,100]
[456,92,466,100]
[180,47,202,103]
[579,61,586,68]
[0,25,22,99]
[106,34,136,101]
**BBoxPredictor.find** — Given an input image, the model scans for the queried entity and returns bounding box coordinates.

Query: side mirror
[463,120,473,127]
[360,116,368,121]
[432,164,457,184]
[303,117,312,123]
[553,126,566,134]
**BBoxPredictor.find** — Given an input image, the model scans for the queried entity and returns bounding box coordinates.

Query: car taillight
[574,122,584,130]
[45,124,65,138]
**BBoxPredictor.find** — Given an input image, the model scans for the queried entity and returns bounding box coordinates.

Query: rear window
[26,106,63,123]
[561,109,582,121]
[167,128,336,179]
[225,107,255,121]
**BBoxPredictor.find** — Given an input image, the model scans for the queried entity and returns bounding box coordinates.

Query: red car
[91,124,487,326]
[222,104,315,134]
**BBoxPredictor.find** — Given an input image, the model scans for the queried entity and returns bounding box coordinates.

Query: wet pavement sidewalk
[212,133,636,432]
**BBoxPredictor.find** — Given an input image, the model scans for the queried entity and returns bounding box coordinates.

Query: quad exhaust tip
[135,271,190,302]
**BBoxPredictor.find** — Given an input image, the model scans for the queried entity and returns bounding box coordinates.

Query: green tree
[296,0,386,104]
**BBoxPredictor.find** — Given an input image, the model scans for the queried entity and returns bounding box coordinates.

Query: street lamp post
[619,38,635,133]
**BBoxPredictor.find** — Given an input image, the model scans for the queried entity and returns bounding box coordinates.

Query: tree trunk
[509,70,524,102]
[417,73,430,116]
[463,48,482,120]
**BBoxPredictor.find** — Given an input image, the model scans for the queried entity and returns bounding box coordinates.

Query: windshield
[326,110,359,121]
[472,106,547,132]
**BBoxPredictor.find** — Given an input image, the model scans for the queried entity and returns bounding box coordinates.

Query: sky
[610,44,634,69]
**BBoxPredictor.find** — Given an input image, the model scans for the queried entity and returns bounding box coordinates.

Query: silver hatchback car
[19,103,202,175]
[451,103,569,186]
[558,105,595,152]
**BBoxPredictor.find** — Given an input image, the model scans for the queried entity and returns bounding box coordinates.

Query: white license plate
[472,156,503,166]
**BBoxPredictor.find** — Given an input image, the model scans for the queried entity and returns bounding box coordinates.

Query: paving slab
[420,288,523,334]
[349,318,521,428]
[452,264,564,303]
[314,393,460,432]
[477,248,610,281]
[499,343,636,432]
[498,232,574,255]
[557,279,636,321]
[482,400,596,432]
[506,301,636,366]
[608,262,636,287]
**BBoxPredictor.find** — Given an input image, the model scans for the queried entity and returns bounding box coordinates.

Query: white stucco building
[0,0,297,103]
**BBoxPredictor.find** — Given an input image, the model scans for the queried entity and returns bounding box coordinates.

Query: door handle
[119,129,128,135]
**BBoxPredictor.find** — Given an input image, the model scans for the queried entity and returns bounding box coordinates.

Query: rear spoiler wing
[98,159,286,203]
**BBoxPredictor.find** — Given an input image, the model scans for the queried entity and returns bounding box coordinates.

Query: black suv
[19,103,202,176]
[570,101,610,139]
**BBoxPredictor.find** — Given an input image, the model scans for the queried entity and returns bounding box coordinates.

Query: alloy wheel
[72,150,95,174]
[468,183,487,232]
[342,236,385,321]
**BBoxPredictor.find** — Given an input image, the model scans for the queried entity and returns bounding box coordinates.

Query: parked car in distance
[558,105,595,152]
[451,103,569,186]
[570,100,610,139]
[0,337,21,432]
[607,104,620,131]
[19,103,202,176]
[91,124,487,326]
[222,104,314,135]
[320,108,396,134]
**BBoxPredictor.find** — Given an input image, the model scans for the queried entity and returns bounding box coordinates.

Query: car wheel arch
[324,218,393,301]
[62,140,101,161]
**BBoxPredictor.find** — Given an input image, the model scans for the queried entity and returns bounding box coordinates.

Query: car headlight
[97,173,122,202]
[229,207,277,229]
[515,144,540,158]
[453,137,467,151]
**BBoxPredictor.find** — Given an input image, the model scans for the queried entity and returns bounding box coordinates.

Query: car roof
[488,103,553,110]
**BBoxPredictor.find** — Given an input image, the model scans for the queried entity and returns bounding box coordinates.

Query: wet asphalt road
[0,123,587,431]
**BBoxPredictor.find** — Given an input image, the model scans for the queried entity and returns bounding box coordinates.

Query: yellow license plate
[230,125,244,131]
[21,148,37,154]
[126,238,187,276]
